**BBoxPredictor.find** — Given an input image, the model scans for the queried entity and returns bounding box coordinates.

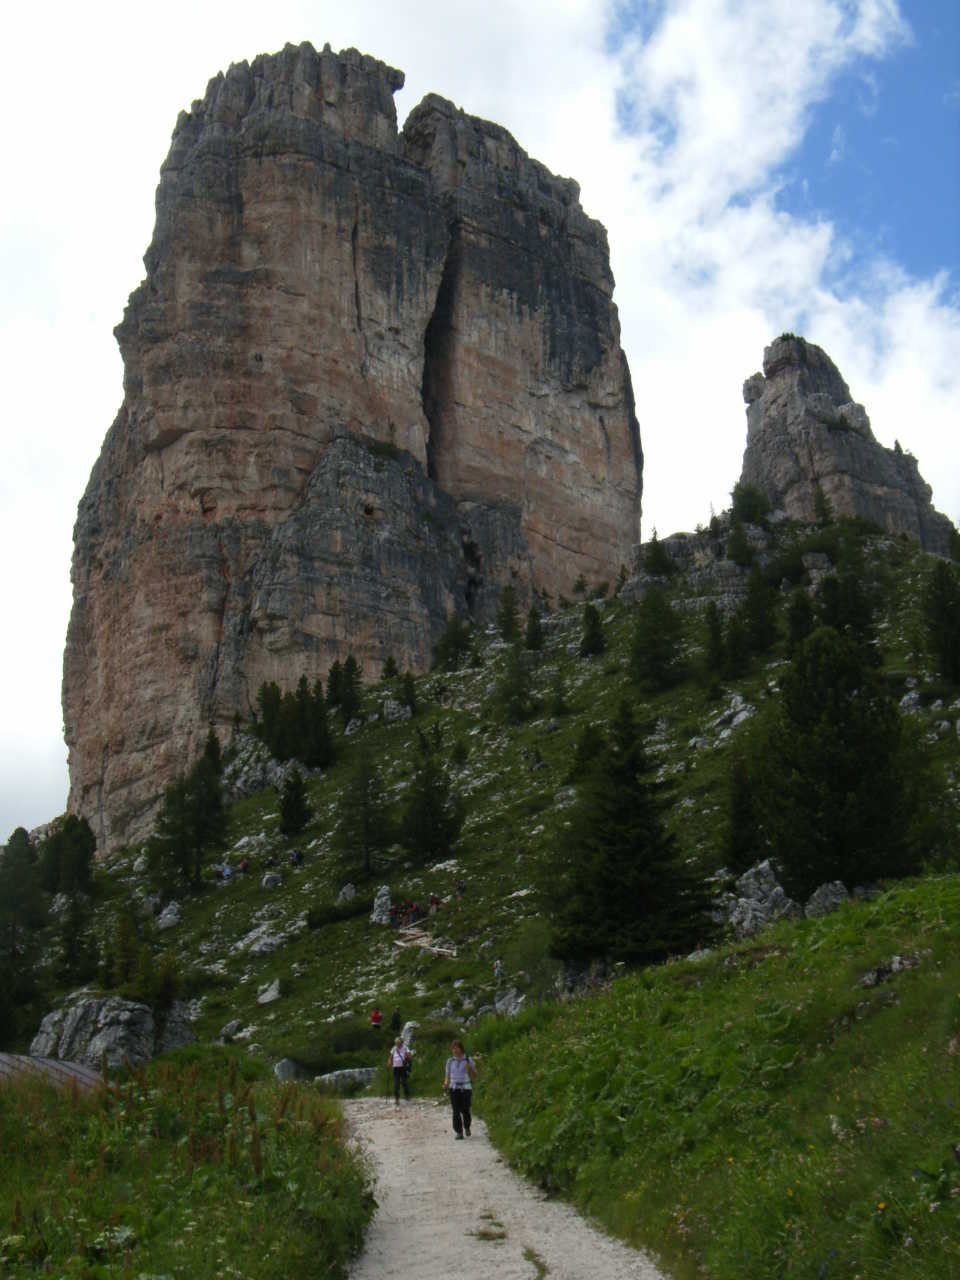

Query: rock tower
[63,43,642,851]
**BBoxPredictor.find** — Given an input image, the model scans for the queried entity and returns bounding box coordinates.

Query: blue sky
[1,0,957,840]
[778,1,959,284]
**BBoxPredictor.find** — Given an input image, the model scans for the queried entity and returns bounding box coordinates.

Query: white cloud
[1,0,957,840]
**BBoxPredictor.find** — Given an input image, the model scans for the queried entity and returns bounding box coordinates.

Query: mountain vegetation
[2,513,959,1277]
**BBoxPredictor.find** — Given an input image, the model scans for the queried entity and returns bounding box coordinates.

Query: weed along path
[344,1097,666,1280]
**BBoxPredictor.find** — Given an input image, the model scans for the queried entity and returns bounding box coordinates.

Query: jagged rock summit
[64,41,642,853]
[740,334,952,553]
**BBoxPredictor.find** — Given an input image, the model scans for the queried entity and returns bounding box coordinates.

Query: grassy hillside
[4,518,959,1277]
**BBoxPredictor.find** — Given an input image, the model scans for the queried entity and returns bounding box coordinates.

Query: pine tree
[703,601,725,678]
[630,586,683,689]
[785,588,815,657]
[921,559,960,683]
[399,741,464,865]
[0,827,46,973]
[279,768,311,837]
[523,605,544,651]
[400,671,418,714]
[382,655,399,681]
[203,727,222,772]
[334,745,392,878]
[340,655,363,726]
[754,626,930,898]
[307,679,333,769]
[579,602,605,657]
[497,643,535,723]
[433,614,472,670]
[147,753,226,888]
[326,661,344,709]
[643,529,675,576]
[550,701,714,967]
[38,814,95,896]
[741,567,779,655]
[497,585,519,641]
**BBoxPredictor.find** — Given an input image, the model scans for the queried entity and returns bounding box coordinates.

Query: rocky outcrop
[64,41,642,853]
[30,995,195,1071]
[740,335,953,552]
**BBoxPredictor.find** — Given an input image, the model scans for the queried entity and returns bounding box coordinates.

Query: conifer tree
[400,671,418,714]
[550,700,714,967]
[630,586,683,689]
[703,601,725,679]
[523,605,544,651]
[497,584,519,641]
[279,768,311,837]
[754,626,930,897]
[334,745,392,878]
[785,588,815,657]
[148,753,226,888]
[579,602,605,657]
[643,528,675,576]
[340,655,363,726]
[382,655,399,681]
[203,727,222,772]
[433,614,472,670]
[741,567,779,655]
[399,738,464,865]
[921,559,960,683]
[38,814,95,896]
[326,660,344,709]
[497,643,535,723]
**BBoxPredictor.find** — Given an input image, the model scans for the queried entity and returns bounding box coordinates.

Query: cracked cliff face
[739,335,953,553]
[63,41,642,852]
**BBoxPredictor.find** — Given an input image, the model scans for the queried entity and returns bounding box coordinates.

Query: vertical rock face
[64,42,642,852]
[740,335,952,552]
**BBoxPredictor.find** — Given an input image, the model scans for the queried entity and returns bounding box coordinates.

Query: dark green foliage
[786,587,815,656]
[523,605,544,651]
[950,524,960,562]
[630,586,683,689]
[0,827,46,971]
[568,722,606,781]
[741,567,779,655]
[573,573,587,597]
[400,671,417,713]
[725,752,762,875]
[722,612,750,677]
[497,643,536,723]
[730,481,771,525]
[497,584,519,641]
[56,892,97,984]
[579,602,605,657]
[433,613,472,670]
[333,745,392,879]
[148,754,226,889]
[398,739,464,865]
[381,654,399,681]
[339,656,363,726]
[726,519,754,567]
[252,678,332,768]
[754,627,932,898]
[702,601,724,677]
[279,768,310,837]
[550,700,714,966]
[203,727,222,772]
[549,672,570,717]
[37,814,95,896]
[813,483,833,526]
[816,567,877,657]
[921,559,960,682]
[326,660,344,708]
[643,529,675,576]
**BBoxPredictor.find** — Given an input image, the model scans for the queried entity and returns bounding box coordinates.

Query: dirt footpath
[344,1097,667,1280]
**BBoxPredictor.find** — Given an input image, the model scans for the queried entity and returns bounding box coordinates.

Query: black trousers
[449,1086,471,1134]
[393,1066,410,1101]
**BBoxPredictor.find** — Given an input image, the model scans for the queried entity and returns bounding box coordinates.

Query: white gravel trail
[344,1097,668,1280]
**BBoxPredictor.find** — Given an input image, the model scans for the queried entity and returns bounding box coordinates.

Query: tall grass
[473,877,960,1278]
[0,1046,373,1279]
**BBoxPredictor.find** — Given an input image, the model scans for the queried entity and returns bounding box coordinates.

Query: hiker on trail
[371,1007,382,1032]
[493,957,503,984]
[443,1039,477,1139]
[429,893,439,914]
[389,903,398,928]
[389,1037,411,1105]
[390,1008,402,1034]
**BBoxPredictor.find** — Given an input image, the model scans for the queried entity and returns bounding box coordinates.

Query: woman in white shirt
[442,1039,477,1138]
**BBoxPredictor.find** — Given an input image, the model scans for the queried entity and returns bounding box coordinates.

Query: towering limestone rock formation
[740,335,952,552]
[64,42,642,852]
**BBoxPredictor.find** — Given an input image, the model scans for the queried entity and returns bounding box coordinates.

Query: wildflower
[877,1202,886,1212]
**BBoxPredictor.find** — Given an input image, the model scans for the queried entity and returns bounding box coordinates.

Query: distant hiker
[443,1039,477,1139]
[390,1007,402,1034]
[493,957,503,984]
[389,1037,412,1105]
[389,903,398,928]
[429,893,439,915]
[238,858,249,875]
[371,1007,382,1032]
[222,863,232,881]
[410,901,419,925]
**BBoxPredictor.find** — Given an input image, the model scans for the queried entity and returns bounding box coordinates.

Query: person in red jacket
[370,1007,382,1032]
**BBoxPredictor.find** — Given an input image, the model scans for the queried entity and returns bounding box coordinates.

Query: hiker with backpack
[443,1039,477,1138]
[388,1037,412,1105]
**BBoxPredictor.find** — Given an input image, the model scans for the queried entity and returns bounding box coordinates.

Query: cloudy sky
[1,0,957,841]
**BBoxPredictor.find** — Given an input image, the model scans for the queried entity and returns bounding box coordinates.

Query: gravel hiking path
[344,1097,667,1280]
